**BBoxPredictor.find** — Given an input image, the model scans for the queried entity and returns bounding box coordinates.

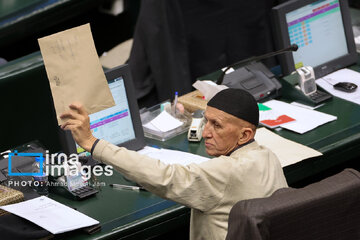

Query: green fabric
[0,0,43,20]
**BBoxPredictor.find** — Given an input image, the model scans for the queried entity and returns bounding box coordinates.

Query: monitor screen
[78,77,135,152]
[272,0,357,78]
[73,64,145,154]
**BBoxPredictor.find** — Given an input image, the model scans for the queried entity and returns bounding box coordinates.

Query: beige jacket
[93,140,288,240]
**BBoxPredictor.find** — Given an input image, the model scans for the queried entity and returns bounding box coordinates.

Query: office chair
[226,168,360,240]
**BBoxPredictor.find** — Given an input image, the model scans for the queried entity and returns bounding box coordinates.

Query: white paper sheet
[0,196,99,234]
[143,111,183,132]
[255,128,322,167]
[138,146,209,165]
[317,68,360,105]
[261,100,337,134]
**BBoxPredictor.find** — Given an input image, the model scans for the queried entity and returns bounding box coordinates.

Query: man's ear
[237,127,254,145]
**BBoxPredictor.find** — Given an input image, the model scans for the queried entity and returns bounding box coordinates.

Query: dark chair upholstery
[129,0,280,107]
[0,51,61,153]
[226,168,360,240]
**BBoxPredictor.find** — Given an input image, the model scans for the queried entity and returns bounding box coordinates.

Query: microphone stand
[217,44,298,84]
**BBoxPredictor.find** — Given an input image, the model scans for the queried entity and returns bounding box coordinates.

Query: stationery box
[141,101,191,141]
[178,90,207,113]
[0,185,24,216]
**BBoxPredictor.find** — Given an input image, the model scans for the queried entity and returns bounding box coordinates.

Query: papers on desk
[317,68,360,105]
[258,103,295,128]
[255,128,322,167]
[0,196,99,234]
[138,129,321,168]
[259,100,337,134]
[138,146,210,165]
[143,110,184,132]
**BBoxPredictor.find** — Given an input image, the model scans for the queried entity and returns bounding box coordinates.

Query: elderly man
[61,88,288,240]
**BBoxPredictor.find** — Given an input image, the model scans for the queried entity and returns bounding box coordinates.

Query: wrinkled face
[202,106,244,157]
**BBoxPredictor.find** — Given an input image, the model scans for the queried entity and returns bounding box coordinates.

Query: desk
[1,71,360,240]
[49,86,360,239]
[1,45,360,240]
[1,50,360,239]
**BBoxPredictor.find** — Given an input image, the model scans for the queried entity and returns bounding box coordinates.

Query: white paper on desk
[38,24,115,125]
[143,111,183,132]
[317,68,360,105]
[138,146,210,165]
[0,196,99,234]
[261,100,337,134]
[193,80,228,100]
[255,128,322,167]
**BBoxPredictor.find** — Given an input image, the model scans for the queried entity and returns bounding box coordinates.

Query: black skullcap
[207,88,259,126]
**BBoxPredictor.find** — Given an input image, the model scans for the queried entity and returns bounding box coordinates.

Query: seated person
[60,88,288,240]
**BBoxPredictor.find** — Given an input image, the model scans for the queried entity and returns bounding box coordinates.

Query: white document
[143,111,183,132]
[0,196,99,234]
[261,100,337,134]
[138,146,210,165]
[255,128,322,167]
[317,68,360,105]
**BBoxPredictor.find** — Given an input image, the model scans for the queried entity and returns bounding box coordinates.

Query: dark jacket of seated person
[60,88,288,240]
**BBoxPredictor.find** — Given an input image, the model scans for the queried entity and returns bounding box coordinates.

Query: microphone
[217,44,298,84]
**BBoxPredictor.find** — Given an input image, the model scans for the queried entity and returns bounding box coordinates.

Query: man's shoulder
[230,141,260,155]
[230,141,278,160]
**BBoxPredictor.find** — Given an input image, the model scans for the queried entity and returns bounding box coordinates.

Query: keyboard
[69,185,99,199]
[308,90,332,104]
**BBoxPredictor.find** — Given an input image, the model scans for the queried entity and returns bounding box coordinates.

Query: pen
[110,184,145,191]
[174,91,178,114]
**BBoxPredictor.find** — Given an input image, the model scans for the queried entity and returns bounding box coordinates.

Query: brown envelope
[38,23,115,125]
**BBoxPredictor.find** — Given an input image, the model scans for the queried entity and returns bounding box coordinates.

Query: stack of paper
[258,103,295,128]
[143,111,183,132]
[259,100,337,134]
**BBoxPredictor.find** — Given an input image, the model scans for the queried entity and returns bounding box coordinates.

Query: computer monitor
[272,0,357,78]
[70,64,145,154]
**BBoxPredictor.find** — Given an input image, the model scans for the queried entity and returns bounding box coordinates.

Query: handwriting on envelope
[38,23,115,125]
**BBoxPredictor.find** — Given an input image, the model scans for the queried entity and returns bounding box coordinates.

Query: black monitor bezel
[102,64,146,151]
[272,0,357,78]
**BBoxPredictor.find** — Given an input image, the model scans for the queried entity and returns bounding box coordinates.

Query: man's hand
[60,103,97,152]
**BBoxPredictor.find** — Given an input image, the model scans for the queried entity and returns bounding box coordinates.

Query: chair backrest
[226,168,360,240]
[0,51,61,153]
[129,0,278,105]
